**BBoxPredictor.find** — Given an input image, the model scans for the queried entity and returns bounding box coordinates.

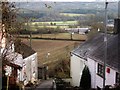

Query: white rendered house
[70,32,120,89]
[0,25,38,86]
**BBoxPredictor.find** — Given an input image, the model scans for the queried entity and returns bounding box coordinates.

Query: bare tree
[1,2,23,89]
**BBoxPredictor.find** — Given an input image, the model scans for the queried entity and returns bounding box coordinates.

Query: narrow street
[34,79,53,90]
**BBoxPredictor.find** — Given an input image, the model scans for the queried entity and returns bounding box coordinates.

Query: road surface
[34,79,54,90]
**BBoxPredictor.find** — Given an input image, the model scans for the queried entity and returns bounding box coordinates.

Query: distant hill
[15,2,118,21]
[16,2,118,14]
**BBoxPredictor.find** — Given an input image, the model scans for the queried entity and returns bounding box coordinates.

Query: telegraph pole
[103,1,117,88]
[30,31,32,47]
[103,0,108,89]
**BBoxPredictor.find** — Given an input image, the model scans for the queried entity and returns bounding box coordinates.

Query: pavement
[34,79,54,90]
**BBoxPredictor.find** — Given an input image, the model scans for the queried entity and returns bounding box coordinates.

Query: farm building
[65,28,90,34]
[70,19,120,89]
[1,24,38,89]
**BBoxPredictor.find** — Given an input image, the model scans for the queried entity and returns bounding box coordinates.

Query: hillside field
[60,13,95,17]
[26,21,78,30]
[22,39,81,67]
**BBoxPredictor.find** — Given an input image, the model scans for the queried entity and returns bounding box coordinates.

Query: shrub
[80,65,91,89]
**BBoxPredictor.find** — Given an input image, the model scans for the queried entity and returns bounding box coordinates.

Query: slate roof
[15,41,36,59]
[5,52,23,67]
[3,60,22,69]
[71,33,120,72]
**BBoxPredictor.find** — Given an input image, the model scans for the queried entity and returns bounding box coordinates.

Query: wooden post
[30,32,32,47]
[6,76,9,90]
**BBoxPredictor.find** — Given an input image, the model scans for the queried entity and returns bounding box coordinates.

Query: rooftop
[71,33,120,72]
[15,41,36,59]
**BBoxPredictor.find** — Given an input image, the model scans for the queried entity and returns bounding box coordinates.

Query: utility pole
[103,0,108,89]
[27,18,32,47]
[103,1,117,88]
[30,31,32,47]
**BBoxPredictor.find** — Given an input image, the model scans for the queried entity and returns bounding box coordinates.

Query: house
[1,24,38,88]
[2,57,22,89]
[65,28,90,35]
[1,24,23,89]
[70,19,120,89]
[15,41,38,85]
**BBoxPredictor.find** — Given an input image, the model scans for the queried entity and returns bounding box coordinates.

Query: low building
[65,28,90,35]
[15,42,38,85]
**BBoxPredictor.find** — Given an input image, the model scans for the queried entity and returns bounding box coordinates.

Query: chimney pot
[114,18,120,34]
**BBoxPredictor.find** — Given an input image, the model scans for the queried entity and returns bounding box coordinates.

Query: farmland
[20,33,87,41]
[22,39,82,77]
[26,21,78,30]
[30,21,78,26]
[30,25,69,30]
[60,13,81,17]
[22,39,80,65]
[60,13,95,17]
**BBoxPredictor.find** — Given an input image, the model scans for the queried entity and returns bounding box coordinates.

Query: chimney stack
[114,18,120,34]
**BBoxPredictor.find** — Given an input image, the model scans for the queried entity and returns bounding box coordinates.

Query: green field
[60,13,81,17]
[60,13,95,17]
[26,20,78,30]
[29,21,78,25]
[30,25,69,29]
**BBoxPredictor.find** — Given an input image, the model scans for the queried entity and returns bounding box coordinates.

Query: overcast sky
[7,0,119,2]
[41,0,118,2]
[41,0,96,2]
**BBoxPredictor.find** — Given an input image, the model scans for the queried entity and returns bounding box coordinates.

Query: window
[23,66,27,81]
[116,72,120,84]
[97,63,104,77]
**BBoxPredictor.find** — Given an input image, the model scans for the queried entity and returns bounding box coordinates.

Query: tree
[80,66,91,89]
[2,2,16,33]
[34,23,39,31]
[1,2,23,90]
[2,1,28,34]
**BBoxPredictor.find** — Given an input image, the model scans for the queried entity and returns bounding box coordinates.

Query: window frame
[116,72,120,84]
[97,63,104,78]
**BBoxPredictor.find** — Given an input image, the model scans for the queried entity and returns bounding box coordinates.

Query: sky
[41,0,118,2]
[7,0,95,2]
[7,0,119,2]
[41,0,96,2]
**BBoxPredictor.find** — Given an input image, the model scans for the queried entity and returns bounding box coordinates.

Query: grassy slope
[22,39,81,66]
